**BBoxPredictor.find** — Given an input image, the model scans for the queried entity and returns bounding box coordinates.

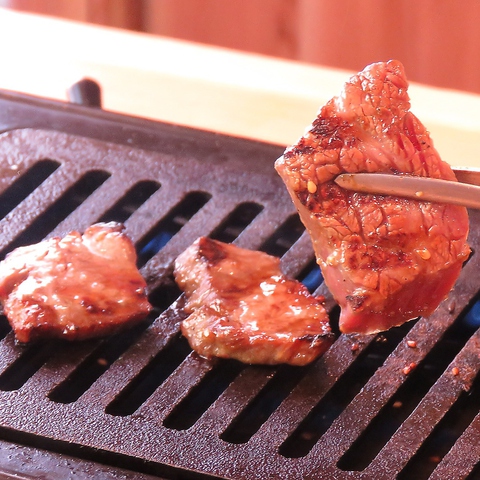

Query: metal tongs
[335,167,480,209]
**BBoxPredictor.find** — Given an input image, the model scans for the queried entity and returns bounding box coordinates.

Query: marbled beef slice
[275,60,470,334]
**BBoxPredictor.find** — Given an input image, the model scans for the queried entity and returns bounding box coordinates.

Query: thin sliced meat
[174,237,333,366]
[275,60,470,334]
[0,222,152,342]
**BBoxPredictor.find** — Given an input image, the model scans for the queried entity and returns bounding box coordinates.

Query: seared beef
[275,60,470,334]
[174,237,333,365]
[0,222,151,342]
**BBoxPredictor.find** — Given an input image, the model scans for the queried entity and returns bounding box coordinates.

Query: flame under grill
[0,91,479,479]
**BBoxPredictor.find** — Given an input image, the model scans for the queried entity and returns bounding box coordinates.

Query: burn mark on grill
[298,182,347,215]
[284,144,316,159]
[311,117,352,150]
[136,190,211,267]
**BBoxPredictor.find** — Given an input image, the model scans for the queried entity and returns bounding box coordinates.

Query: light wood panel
[3,0,480,94]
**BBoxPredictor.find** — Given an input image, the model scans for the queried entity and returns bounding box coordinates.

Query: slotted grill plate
[0,91,479,479]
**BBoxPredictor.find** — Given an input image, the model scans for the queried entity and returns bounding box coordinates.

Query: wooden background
[3,0,480,94]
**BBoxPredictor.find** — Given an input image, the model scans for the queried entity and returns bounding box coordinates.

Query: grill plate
[0,91,479,479]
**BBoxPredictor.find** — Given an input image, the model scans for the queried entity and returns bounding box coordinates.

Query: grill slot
[0,159,59,220]
[338,296,480,471]
[148,282,183,315]
[220,364,309,444]
[48,318,154,404]
[260,213,305,256]
[163,359,245,431]
[0,427,199,480]
[136,190,211,267]
[279,321,416,459]
[0,169,110,258]
[210,201,264,243]
[97,180,160,224]
[106,334,192,416]
[0,316,10,341]
[399,370,480,479]
[0,341,55,391]
[297,259,323,292]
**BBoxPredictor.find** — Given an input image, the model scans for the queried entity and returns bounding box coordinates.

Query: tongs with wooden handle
[334,167,480,209]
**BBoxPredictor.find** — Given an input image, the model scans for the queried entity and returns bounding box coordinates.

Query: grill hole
[220,364,309,444]
[209,202,264,243]
[97,180,160,223]
[467,450,480,480]
[136,191,211,267]
[279,321,416,458]
[464,247,475,267]
[106,334,192,416]
[148,283,183,316]
[298,260,323,293]
[0,169,110,258]
[398,372,480,480]
[260,214,305,257]
[0,159,60,220]
[163,359,245,430]
[0,316,11,340]
[462,296,480,331]
[338,302,480,472]
[48,317,154,404]
[0,342,55,391]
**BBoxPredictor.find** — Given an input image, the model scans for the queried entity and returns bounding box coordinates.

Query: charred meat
[0,222,152,342]
[174,237,333,366]
[275,60,470,334]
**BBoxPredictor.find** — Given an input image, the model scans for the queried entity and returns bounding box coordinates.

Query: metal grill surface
[0,91,479,479]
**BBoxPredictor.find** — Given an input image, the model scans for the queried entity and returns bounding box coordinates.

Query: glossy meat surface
[174,237,333,365]
[0,222,152,342]
[275,60,470,334]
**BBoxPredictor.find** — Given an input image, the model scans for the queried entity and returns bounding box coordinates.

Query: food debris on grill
[275,59,470,335]
[174,237,334,365]
[0,222,151,343]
